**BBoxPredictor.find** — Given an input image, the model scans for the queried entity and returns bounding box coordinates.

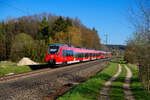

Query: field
[0,61,32,77]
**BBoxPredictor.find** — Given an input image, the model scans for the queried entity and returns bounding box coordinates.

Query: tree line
[0,13,101,62]
[125,0,150,92]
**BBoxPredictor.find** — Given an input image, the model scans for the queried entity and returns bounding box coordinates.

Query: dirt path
[98,64,122,100]
[123,65,135,100]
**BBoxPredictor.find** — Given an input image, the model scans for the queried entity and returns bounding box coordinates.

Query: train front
[45,45,60,64]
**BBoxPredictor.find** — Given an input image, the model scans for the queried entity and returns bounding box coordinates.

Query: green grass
[109,64,126,100]
[127,64,150,100]
[0,62,32,76]
[57,61,119,100]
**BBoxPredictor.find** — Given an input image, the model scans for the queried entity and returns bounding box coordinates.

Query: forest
[0,13,101,62]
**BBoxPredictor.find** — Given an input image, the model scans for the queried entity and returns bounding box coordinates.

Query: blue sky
[0,0,135,45]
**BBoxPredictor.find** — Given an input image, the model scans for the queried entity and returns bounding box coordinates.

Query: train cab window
[48,46,59,54]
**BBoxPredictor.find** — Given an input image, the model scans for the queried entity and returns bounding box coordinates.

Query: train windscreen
[48,46,59,54]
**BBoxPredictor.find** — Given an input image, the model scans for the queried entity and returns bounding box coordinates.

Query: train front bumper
[48,59,55,64]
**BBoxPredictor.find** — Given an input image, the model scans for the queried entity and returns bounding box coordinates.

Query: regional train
[45,43,111,65]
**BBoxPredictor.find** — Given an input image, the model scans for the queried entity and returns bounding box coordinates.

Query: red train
[45,43,111,64]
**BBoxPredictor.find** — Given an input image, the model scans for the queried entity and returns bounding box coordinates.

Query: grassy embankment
[57,61,119,100]
[0,62,32,77]
[128,64,150,100]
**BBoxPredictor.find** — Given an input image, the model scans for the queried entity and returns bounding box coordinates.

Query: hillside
[104,44,126,51]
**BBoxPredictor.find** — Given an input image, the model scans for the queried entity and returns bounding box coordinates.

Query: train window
[83,53,85,58]
[66,50,69,57]
[66,50,68,56]
[74,53,85,58]
[81,53,83,58]
[79,53,81,58]
[74,53,77,58]
[76,53,79,58]
[71,50,74,56]
[77,53,79,58]
[63,50,74,57]
[97,53,99,57]
[70,51,73,56]
[77,53,81,58]
[62,50,73,57]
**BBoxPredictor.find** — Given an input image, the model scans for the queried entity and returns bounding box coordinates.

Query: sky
[0,0,135,45]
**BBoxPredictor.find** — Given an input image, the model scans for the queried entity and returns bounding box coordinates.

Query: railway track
[0,57,116,100]
[0,58,112,83]
[0,62,87,82]
[0,68,50,82]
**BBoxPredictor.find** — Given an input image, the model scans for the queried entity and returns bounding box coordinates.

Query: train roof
[50,43,75,48]
[49,43,111,54]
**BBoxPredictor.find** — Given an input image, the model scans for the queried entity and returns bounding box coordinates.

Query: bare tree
[126,0,150,91]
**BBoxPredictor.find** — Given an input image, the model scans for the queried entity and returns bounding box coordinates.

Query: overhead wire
[0,0,30,15]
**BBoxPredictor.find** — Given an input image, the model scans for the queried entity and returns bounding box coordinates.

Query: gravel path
[98,64,122,100]
[123,65,135,100]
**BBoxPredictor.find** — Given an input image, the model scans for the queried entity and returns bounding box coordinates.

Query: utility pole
[104,33,108,51]
[104,33,108,45]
